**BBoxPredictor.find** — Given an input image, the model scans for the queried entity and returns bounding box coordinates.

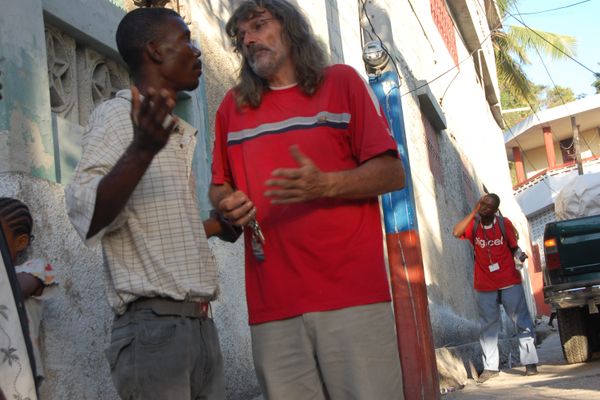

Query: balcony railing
[513,155,600,193]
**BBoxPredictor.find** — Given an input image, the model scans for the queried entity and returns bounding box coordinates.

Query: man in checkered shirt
[65,8,237,400]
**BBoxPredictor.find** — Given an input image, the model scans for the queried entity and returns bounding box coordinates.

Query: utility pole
[364,39,440,400]
[570,116,584,175]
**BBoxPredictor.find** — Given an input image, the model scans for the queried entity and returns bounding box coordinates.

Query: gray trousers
[105,308,225,400]
[251,302,404,400]
[476,284,539,371]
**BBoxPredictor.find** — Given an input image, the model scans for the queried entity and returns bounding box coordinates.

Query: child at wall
[0,197,57,386]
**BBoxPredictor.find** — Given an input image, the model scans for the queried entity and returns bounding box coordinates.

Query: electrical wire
[358,0,582,195]
[502,115,562,196]
[516,0,591,16]
[513,3,594,152]
[401,30,494,97]
[530,41,594,151]
[506,10,598,76]
[359,0,402,79]
[439,68,461,106]
[407,0,435,53]
[360,2,544,195]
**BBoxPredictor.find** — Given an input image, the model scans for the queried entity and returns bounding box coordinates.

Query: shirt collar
[115,89,198,143]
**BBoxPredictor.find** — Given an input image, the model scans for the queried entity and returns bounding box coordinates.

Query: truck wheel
[586,311,600,352]
[558,307,591,364]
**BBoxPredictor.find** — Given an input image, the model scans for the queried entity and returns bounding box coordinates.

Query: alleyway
[443,330,600,399]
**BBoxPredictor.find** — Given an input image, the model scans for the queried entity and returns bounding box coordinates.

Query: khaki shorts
[251,302,404,400]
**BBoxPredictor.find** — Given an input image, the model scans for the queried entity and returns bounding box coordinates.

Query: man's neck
[266,61,297,88]
[481,216,495,226]
[134,78,177,102]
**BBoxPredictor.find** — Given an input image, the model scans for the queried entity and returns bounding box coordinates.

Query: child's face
[0,221,29,264]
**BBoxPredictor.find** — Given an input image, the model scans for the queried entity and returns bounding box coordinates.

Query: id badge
[488,262,500,272]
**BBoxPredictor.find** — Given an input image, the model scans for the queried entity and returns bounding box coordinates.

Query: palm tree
[493,0,577,107]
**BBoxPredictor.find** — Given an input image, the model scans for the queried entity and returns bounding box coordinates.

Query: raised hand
[265,145,330,204]
[473,195,486,215]
[130,85,178,155]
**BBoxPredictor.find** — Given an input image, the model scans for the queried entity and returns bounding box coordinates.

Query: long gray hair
[225,0,328,108]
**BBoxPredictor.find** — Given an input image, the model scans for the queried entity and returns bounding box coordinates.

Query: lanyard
[479,220,497,265]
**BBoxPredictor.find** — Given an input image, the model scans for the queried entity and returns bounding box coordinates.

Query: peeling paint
[9,106,54,177]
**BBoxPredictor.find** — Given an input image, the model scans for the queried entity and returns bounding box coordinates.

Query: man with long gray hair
[209,1,406,398]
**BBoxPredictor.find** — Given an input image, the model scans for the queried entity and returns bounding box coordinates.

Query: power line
[513,4,594,151]
[516,0,591,16]
[501,4,596,153]
[506,10,598,76]
[358,0,584,193]
[359,0,403,80]
[360,0,494,99]
[401,30,494,97]
[529,41,594,151]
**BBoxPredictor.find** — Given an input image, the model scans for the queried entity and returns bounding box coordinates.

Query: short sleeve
[504,218,519,248]
[65,101,132,245]
[211,93,234,186]
[460,219,476,242]
[342,66,398,163]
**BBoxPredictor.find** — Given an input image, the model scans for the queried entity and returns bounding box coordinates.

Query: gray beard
[249,57,278,79]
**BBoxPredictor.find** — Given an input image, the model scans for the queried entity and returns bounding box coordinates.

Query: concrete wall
[0,0,55,180]
[1,0,536,397]
[360,0,532,347]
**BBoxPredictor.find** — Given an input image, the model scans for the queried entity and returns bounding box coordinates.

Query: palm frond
[508,25,576,60]
[495,47,536,105]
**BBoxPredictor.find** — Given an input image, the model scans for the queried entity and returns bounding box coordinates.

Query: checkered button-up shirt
[65,90,218,315]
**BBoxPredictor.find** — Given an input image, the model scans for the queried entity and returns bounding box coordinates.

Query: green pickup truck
[543,214,600,363]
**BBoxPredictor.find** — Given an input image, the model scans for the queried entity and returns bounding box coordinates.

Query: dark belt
[128,297,210,319]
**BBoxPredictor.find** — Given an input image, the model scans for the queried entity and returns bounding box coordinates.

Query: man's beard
[247,44,284,79]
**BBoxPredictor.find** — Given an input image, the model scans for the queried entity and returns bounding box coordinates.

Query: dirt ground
[443,326,600,400]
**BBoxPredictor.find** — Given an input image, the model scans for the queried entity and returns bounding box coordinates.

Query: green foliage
[494,0,577,107]
[502,84,576,128]
[542,86,575,109]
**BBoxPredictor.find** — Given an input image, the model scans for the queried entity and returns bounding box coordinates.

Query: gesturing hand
[265,145,330,204]
[130,85,178,155]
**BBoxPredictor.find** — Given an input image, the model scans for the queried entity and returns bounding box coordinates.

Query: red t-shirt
[212,64,398,324]
[461,217,521,291]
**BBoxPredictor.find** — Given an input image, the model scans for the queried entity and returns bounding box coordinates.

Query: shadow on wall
[361,3,484,347]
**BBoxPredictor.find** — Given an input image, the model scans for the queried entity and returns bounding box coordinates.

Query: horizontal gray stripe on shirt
[227,111,351,144]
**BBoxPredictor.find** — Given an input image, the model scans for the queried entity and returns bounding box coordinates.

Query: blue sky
[505,0,600,96]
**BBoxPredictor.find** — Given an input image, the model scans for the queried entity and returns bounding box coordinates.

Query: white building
[504,95,600,315]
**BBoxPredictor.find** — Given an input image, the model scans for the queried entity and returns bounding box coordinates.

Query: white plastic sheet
[554,172,600,220]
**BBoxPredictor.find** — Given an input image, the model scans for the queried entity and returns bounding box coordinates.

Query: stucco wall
[0,173,116,399]
[0,0,55,180]
[363,0,533,346]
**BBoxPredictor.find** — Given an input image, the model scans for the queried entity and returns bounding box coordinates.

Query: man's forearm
[87,144,155,239]
[325,154,405,199]
[452,211,477,238]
